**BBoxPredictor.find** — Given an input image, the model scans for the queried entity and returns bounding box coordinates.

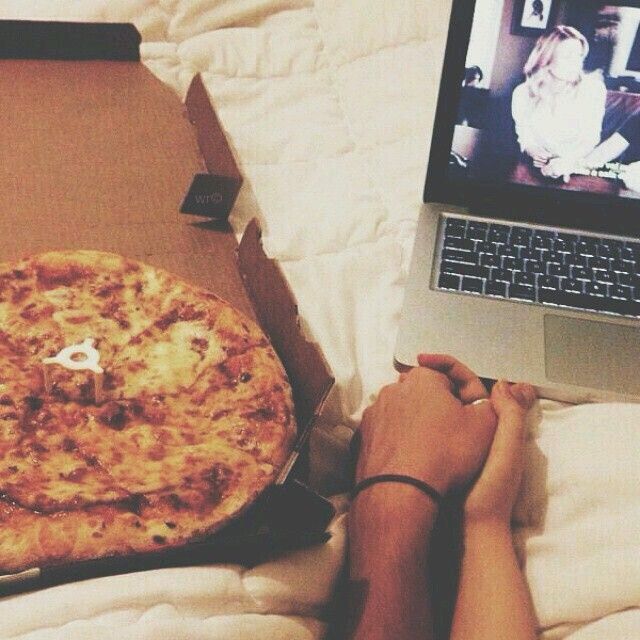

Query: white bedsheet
[1,1,639,639]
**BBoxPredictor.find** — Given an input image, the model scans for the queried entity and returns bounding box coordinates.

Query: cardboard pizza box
[0,20,335,594]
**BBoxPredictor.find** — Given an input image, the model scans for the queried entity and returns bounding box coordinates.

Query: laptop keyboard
[437,216,640,318]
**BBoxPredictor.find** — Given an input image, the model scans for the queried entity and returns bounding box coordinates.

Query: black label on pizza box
[180,173,241,220]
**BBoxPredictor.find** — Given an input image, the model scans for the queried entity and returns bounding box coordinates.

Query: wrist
[350,483,438,545]
[463,516,512,544]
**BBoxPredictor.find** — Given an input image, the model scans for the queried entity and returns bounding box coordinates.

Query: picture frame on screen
[512,0,556,36]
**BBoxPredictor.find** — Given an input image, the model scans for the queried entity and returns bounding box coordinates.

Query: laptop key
[493,269,514,283]
[571,266,592,281]
[519,248,542,261]
[488,228,509,243]
[567,254,589,268]
[445,217,466,230]
[525,260,544,274]
[441,261,485,279]
[611,259,632,274]
[585,281,609,297]
[532,235,554,250]
[476,241,498,254]
[444,237,475,251]
[438,273,461,291]
[466,227,488,241]
[461,277,484,293]
[485,280,507,297]
[561,279,583,294]
[607,298,640,317]
[442,249,477,264]
[548,263,570,277]
[539,289,607,313]
[498,245,518,258]
[576,241,596,256]
[480,254,500,268]
[514,272,535,286]
[594,270,615,285]
[622,245,640,261]
[509,284,535,301]
[539,275,560,290]
[553,238,575,253]
[610,285,633,300]
[545,251,566,265]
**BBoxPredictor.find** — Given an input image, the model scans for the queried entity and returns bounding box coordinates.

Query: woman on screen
[511,25,607,181]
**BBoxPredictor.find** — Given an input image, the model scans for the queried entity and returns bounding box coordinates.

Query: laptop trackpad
[545,315,640,395]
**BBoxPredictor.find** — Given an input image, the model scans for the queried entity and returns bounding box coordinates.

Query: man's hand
[463,380,537,527]
[355,354,497,495]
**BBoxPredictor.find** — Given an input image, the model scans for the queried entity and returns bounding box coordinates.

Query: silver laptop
[395,0,640,403]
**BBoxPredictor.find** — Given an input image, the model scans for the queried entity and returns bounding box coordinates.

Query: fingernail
[511,383,535,409]
[495,379,510,395]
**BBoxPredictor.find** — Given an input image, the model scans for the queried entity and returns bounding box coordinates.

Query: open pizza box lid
[0,20,335,594]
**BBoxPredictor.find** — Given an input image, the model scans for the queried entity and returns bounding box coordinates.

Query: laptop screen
[450,0,640,202]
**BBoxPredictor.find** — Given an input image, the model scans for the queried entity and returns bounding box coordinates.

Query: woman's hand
[524,145,553,165]
[539,156,577,182]
[355,354,497,496]
[463,380,537,528]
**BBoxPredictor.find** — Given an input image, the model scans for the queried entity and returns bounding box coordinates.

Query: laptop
[395,0,640,403]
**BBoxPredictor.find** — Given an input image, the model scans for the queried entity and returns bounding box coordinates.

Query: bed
[1,1,639,638]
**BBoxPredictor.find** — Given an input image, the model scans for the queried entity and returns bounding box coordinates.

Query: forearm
[450,521,537,640]
[582,132,630,169]
[347,485,438,640]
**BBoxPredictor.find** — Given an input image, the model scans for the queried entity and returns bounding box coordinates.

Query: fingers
[417,353,489,403]
[508,382,537,411]
[464,397,498,435]
[486,380,536,459]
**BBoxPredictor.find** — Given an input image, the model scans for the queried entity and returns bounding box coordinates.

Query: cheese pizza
[0,251,296,573]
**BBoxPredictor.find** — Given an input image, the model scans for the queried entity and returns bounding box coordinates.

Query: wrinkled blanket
[1,1,639,638]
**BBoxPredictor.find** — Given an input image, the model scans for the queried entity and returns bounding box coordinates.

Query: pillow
[513,402,640,638]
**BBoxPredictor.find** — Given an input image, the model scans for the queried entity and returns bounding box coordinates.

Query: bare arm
[582,132,630,169]
[348,485,438,640]
[347,357,499,640]
[450,381,538,640]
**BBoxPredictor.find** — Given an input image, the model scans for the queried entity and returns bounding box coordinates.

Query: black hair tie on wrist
[350,474,443,506]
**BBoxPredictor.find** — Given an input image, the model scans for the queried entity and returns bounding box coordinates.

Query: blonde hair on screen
[524,25,589,100]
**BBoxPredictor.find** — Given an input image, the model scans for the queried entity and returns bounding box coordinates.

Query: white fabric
[514,402,640,639]
[1,2,639,639]
[512,74,606,158]
[2,501,347,640]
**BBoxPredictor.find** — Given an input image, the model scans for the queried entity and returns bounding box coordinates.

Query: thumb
[487,381,536,462]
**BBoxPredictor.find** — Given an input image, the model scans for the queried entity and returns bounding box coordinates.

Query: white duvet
[1,1,639,639]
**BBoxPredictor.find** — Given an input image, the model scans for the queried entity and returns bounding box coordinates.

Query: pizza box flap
[0,19,333,427]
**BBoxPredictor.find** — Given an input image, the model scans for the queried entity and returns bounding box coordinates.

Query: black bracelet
[350,474,443,506]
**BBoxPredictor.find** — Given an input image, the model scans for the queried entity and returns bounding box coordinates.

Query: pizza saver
[41,338,104,404]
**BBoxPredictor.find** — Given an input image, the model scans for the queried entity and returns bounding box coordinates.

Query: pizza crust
[0,251,296,573]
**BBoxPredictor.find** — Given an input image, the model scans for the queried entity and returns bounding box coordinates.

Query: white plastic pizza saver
[41,338,104,403]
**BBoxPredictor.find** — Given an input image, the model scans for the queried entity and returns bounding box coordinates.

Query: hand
[539,156,576,183]
[524,145,553,166]
[355,355,498,496]
[463,380,537,528]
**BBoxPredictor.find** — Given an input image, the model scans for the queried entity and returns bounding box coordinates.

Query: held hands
[535,156,581,183]
[356,354,498,496]
[464,380,537,527]
[355,355,537,525]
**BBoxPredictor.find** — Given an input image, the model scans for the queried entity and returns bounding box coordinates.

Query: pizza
[0,250,296,574]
